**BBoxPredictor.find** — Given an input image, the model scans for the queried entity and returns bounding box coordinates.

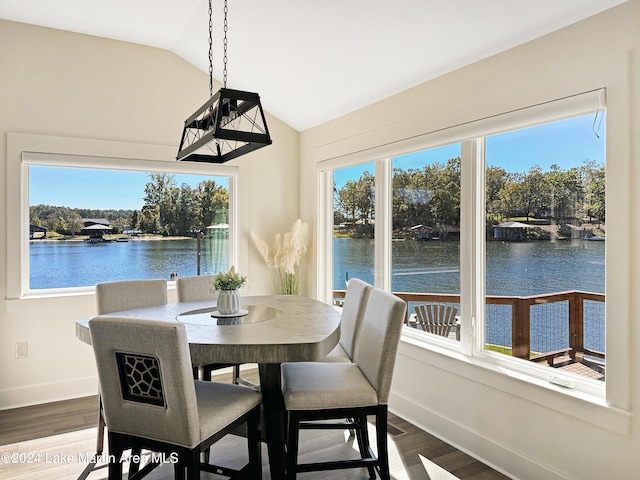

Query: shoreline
[30,235,194,243]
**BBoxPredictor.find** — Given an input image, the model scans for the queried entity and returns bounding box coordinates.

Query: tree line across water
[334,158,605,237]
[30,160,605,239]
[30,173,229,237]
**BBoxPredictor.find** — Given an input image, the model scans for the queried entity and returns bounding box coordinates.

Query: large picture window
[24,157,236,292]
[319,91,608,400]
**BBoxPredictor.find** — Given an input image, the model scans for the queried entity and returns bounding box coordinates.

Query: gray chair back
[89,316,200,448]
[352,288,407,404]
[96,279,167,314]
[339,278,373,359]
[176,275,216,303]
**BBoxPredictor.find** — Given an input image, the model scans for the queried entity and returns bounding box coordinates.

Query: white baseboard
[389,391,571,480]
[0,365,260,411]
[0,376,98,410]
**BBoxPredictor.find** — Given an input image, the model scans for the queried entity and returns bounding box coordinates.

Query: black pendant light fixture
[177,0,271,163]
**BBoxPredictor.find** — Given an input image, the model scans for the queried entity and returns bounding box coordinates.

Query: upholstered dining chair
[320,278,373,436]
[89,316,262,480]
[281,287,407,480]
[96,279,168,315]
[321,278,372,363]
[77,279,169,480]
[176,274,215,303]
[176,275,248,386]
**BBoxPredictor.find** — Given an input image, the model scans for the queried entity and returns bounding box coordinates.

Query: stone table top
[76,294,341,365]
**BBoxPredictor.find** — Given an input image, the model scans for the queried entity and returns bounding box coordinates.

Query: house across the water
[81,218,113,242]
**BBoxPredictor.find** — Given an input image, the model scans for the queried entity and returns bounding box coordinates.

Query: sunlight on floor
[418,455,460,480]
[347,422,460,480]
[2,421,461,480]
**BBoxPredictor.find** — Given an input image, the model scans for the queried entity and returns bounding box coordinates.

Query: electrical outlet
[15,342,28,359]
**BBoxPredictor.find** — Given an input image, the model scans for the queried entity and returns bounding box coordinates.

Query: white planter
[217,289,241,315]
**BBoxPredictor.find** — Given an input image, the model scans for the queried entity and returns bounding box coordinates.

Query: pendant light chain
[208,0,213,97]
[223,0,228,88]
[177,0,272,163]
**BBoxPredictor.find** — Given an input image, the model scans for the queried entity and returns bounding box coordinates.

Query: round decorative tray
[211,309,249,318]
[176,305,281,326]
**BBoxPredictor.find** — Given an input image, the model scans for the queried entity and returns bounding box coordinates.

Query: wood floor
[0,371,510,480]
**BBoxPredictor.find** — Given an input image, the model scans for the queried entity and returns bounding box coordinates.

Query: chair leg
[188,450,200,480]
[232,364,241,384]
[247,406,263,479]
[128,447,142,477]
[354,415,369,454]
[355,414,376,479]
[107,433,124,480]
[286,411,301,480]
[346,416,356,437]
[201,447,210,466]
[376,407,390,480]
[174,461,186,480]
[77,397,106,480]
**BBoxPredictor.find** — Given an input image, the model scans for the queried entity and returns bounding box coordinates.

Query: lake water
[333,237,605,295]
[30,236,605,353]
[30,238,228,289]
[333,237,606,353]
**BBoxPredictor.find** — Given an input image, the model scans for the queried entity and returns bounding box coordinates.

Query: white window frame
[317,89,632,432]
[6,133,239,299]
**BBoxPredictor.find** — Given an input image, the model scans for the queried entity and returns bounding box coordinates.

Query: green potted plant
[211,266,247,315]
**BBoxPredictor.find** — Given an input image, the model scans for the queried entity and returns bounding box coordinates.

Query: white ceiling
[0,0,628,131]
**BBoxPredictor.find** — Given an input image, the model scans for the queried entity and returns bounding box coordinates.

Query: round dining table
[75,294,342,479]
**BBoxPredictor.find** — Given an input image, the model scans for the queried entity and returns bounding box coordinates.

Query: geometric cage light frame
[176,87,272,163]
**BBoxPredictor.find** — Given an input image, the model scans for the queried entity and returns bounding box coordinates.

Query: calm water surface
[30,237,605,352]
[31,236,605,294]
[333,237,605,295]
[30,238,228,289]
[333,237,605,353]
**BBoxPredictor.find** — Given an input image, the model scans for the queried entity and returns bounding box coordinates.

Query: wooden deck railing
[332,289,606,364]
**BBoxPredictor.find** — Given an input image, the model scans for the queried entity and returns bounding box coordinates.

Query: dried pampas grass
[251,219,310,294]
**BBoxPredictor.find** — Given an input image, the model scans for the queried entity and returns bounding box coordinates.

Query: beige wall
[300,1,639,479]
[0,20,300,406]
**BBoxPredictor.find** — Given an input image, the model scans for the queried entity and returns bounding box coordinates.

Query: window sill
[399,330,631,435]
[4,287,95,314]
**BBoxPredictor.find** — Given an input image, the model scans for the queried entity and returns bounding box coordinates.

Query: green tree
[334,171,375,237]
[143,173,176,234]
[521,166,547,221]
[392,168,413,230]
[498,175,527,219]
[198,180,229,230]
[427,158,460,235]
[68,213,84,236]
[354,172,375,227]
[392,167,433,230]
[545,165,583,224]
[581,160,605,223]
[336,180,359,223]
[128,210,140,231]
[176,184,197,234]
[139,206,159,233]
[486,166,507,223]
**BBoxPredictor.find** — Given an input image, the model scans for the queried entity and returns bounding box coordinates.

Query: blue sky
[334,113,605,189]
[29,168,227,210]
[30,114,604,210]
